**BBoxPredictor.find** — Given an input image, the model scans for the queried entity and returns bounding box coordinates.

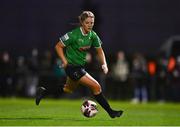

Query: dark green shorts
[65,64,87,81]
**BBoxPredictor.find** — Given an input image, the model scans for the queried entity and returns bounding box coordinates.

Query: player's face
[81,17,94,34]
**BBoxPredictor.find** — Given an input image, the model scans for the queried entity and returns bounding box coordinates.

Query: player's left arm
[96,47,108,74]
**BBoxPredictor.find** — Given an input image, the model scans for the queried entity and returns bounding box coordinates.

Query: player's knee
[93,84,102,95]
[63,87,73,93]
[63,84,73,93]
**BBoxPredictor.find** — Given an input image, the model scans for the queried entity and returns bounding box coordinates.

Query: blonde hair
[79,11,95,25]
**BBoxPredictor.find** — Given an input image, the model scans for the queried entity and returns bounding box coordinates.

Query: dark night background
[1,0,180,56]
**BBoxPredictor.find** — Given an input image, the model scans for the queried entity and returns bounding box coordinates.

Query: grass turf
[0,98,180,126]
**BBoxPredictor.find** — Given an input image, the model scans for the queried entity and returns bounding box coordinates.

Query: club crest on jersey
[77,39,84,45]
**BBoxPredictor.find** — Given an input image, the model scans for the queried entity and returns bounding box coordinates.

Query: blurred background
[0,0,180,103]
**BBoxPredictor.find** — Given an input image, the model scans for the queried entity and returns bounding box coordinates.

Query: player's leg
[35,77,79,105]
[36,65,83,106]
[63,77,79,93]
[35,86,47,105]
[78,73,123,118]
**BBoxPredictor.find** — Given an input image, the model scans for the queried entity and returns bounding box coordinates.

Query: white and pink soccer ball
[81,100,98,118]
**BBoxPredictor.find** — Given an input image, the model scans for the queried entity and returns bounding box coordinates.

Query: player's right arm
[55,41,68,68]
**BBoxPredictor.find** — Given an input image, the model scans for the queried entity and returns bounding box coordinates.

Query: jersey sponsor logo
[61,33,69,41]
[79,46,91,51]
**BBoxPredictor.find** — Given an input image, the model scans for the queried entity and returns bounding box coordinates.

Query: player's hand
[102,64,108,74]
[59,62,68,69]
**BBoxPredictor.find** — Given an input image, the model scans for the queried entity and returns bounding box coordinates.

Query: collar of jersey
[80,27,89,36]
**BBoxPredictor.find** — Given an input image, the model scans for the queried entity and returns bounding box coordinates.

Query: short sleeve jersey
[59,27,102,66]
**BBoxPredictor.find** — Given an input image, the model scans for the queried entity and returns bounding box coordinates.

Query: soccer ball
[81,100,98,118]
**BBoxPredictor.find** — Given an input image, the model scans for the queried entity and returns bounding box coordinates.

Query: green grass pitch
[0,98,180,126]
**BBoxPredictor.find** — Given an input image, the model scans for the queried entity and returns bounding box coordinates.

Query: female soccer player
[36,11,123,118]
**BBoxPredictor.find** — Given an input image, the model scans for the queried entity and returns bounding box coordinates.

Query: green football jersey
[59,27,102,66]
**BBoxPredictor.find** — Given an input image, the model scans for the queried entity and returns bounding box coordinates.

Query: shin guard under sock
[94,92,112,114]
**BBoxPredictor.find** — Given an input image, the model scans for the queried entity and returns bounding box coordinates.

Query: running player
[36,11,123,118]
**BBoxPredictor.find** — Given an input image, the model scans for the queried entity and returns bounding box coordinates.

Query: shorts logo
[73,72,80,79]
